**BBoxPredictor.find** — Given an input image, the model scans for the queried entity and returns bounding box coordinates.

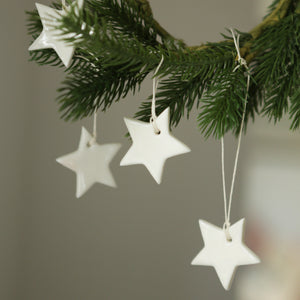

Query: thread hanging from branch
[150,55,164,134]
[221,29,250,242]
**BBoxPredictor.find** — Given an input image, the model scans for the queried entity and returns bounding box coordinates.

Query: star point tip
[123,117,136,126]
[152,173,162,184]
[186,145,192,152]
[218,274,235,291]
[76,189,84,198]
[111,182,118,188]
[199,219,208,227]
[56,157,62,164]
[251,253,261,264]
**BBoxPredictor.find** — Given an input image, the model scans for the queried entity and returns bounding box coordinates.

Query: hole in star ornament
[191,219,260,291]
[28,0,84,68]
[56,127,121,198]
[120,108,191,184]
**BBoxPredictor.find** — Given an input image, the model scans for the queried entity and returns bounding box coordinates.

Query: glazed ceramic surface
[28,0,84,67]
[57,127,121,198]
[120,108,191,184]
[191,219,260,290]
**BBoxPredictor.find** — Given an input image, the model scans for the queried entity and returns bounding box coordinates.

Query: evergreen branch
[53,3,164,119]
[26,0,300,138]
[86,0,157,46]
[135,41,238,130]
[252,13,300,122]
[290,86,300,129]
[125,0,181,43]
[85,0,182,48]
[57,63,146,120]
[240,0,292,62]
[197,68,249,138]
[251,0,292,39]
[26,10,43,35]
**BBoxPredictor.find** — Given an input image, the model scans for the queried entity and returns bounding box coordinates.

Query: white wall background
[2,1,298,300]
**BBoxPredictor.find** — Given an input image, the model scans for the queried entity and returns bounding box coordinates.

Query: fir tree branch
[26,0,300,138]
[252,13,300,124]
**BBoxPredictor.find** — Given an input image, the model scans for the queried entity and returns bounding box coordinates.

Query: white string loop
[223,221,232,242]
[88,109,98,147]
[150,55,164,134]
[222,29,250,241]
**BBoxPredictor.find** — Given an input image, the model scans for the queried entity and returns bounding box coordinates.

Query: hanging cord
[150,56,164,134]
[76,52,99,147]
[62,0,66,9]
[88,109,98,147]
[222,29,250,241]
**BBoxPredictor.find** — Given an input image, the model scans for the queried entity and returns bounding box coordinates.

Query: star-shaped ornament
[57,127,121,198]
[28,0,84,68]
[120,108,191,184]
[191,219,260,290]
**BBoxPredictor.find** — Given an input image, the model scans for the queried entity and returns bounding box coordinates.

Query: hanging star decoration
[56,127,121,198]
[28,0,84,68]
[191,219,260,290]
[120,108,191,184]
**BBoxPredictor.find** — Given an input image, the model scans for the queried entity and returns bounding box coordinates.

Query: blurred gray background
[2,0,300,299]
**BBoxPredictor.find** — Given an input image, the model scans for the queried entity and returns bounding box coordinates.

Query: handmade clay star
[120,108,191,184]
[191,219,260,290]
[57,127,121,198]
[28,0,84,67]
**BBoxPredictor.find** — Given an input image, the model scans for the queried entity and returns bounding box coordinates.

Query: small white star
[28,0,84,67]
[120,108,191,184]
[57,127,121,198]
[191,219,260,290]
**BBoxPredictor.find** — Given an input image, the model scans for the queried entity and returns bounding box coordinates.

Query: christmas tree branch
[241,0,292,62]
[26,0,300,138]
[124,0,183,44]
[189,0,293,62]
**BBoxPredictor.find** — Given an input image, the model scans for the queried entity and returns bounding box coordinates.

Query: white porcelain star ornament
[191,219,260,290]
[28,0,84,67]
[120,108,191,184]
[57,127,121,198]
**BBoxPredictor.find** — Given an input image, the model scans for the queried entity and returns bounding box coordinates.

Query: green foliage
[26,0,300,138]
[135,41,239,130]
[86,0,160,46]
[252,13,300,126]
[198,67,249,138]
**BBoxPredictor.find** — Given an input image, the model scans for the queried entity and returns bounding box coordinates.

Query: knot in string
[151,55,164,134]
[238,57,247,67]
[233,57,248,72]
[230,28,248,72]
